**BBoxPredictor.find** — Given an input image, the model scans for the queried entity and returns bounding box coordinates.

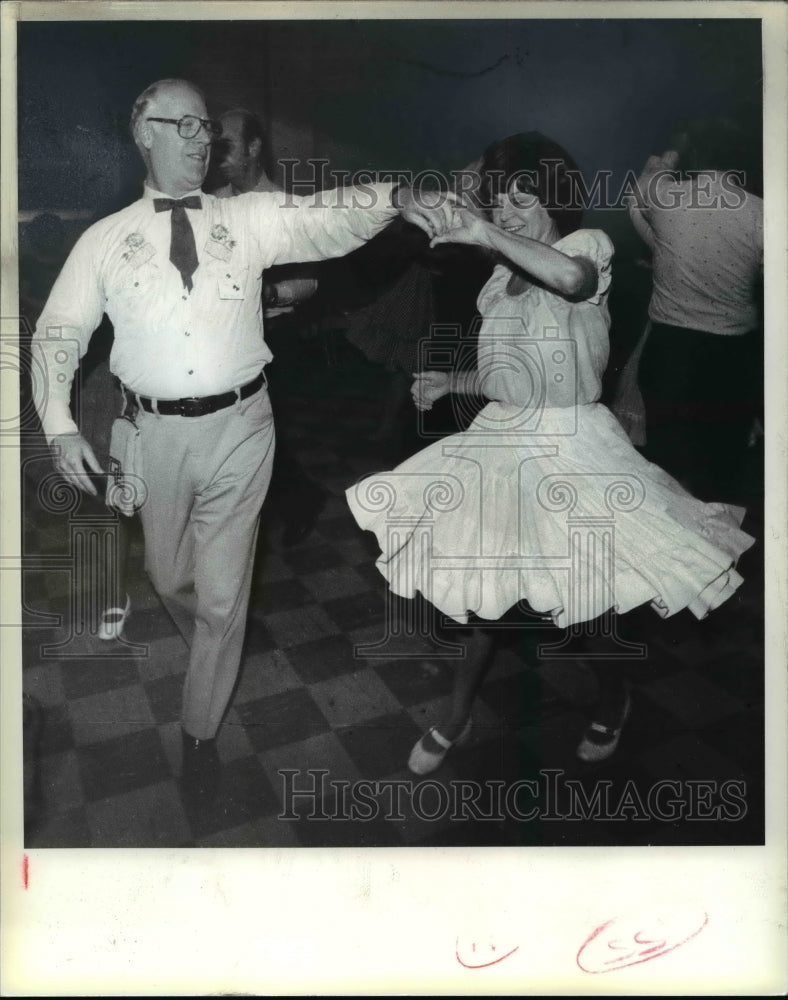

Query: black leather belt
[130,371,266,418]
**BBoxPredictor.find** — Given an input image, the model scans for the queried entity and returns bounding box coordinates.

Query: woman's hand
[394,186,454,240]
[411,371,451,411]
[429,197,494,250]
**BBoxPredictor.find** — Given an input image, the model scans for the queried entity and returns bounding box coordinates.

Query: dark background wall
[19,17,762,244]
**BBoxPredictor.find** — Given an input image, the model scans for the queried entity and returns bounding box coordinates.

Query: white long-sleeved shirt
[32,182,397,438]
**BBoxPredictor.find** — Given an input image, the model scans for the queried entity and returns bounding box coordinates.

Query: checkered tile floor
[21,332,765,848]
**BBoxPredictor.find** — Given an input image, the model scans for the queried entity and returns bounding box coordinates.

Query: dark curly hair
[479,131,584,236]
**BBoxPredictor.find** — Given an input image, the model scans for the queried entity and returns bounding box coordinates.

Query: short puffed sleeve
[554,229,614,304]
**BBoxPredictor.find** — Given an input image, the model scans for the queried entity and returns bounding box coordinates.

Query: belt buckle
[178,397,205,418]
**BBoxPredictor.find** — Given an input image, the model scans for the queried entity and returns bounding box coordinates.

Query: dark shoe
[282,490,328,547]
[180,729,220,804]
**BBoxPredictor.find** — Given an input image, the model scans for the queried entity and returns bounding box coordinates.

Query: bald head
[130,78,213,197]
[130,78,206,158]
[129,78,205,166]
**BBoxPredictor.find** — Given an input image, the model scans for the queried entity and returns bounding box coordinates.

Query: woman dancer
[347,132,754,773]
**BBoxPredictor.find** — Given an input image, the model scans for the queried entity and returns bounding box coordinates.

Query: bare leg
[576,660,632,762]
[588,662,630,727]
[408,627,497,774]
[439,627,496,740]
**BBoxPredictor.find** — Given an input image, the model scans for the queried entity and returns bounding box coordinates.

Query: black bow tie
[153,196,202,212]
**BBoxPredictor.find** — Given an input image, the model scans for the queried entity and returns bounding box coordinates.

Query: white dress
[346,229,754,627]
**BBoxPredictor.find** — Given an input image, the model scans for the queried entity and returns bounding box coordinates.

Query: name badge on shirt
[126,243,156,270]
[206,238,232,262]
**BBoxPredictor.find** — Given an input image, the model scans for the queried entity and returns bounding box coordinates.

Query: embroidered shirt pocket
[111,259,162,304]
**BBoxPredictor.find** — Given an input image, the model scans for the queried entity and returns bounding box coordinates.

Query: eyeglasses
[146,115,223,139]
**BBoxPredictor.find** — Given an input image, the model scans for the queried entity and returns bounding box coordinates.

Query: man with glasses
[32,77,448,804]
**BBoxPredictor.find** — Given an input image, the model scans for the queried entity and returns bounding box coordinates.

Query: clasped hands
[395,187,488,250]
[410,371,451,412]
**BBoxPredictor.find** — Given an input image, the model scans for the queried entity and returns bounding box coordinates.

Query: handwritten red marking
[22,854,29,890]
[577,910,708,973]
[456,936,519,969]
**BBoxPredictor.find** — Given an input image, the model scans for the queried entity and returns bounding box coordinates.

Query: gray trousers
[135,387,275,739]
